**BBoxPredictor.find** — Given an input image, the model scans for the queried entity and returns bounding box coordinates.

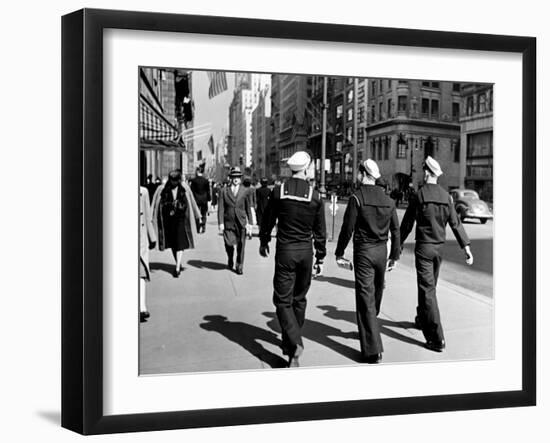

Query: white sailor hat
[287,151,312,172]
[361,158,381,179]
[423,155,443,177]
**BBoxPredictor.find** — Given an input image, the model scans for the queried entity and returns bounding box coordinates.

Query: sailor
[259,151,327,367]
[335,159,400,363]
[400,156,474,352]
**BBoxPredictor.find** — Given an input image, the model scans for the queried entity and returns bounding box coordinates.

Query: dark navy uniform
[259,177,327,356]
[335,185,400,358]
[400,183,470,344]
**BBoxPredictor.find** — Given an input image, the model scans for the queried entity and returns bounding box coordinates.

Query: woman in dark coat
[155,170,200,277]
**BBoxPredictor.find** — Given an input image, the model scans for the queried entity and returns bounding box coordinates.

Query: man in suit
[400,156,474,352]
[259,151,327,367]
[335,159,400,363]
[218,167,253,275]
[190,165,211,233]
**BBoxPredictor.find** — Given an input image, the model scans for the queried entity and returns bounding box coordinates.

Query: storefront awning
[139,95,185,150]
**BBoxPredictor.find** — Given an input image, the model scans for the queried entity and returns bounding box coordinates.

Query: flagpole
[320,76,328,198]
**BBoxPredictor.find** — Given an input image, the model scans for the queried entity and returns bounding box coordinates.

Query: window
[387,79,392,89]
[347,108,353,121]
[378,143,383,160]
[197,150,203,161]
[422,81,430,87]
[398,95,407,112]
[421,98,430,115]
[453,83,461,92]
[431,82,440,88]
[371,80,377,95]
[347,89,354,103]
[466,96,475,116]
[452,102,460,120]
[358,128,364,143]
[398,80,408,84]
[387,98,393,117]
[396,139,406,158]
[454,140,461,162]
[371,105,376,123]
[467,131,493,157]
[359,107,365,123]
[371,141,376,159]
[478,93,487,113]
[431,99,439,118]
[379,102,383,119]
[346,126,353,142]
[336,104,343,119]
[384,138,390,160]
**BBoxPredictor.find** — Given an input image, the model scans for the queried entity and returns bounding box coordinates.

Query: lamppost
[319,76,328,198]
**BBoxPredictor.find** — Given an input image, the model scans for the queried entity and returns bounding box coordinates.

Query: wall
[1,1,547,443]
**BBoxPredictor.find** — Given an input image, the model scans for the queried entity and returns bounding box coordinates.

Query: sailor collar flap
[280,179,313,202]
[418,185,449,205]
[354,186,392,207]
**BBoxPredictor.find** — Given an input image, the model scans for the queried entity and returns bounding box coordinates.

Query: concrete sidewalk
[139,216,493,375]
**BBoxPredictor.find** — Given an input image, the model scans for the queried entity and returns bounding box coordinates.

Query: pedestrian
[255,177,271,228]
[139,186,157,322]
[189,165,211,234]
[154,170,201,278]
[145,174,159,204]
[400,156,474,352]
[335,159,400,364]
[211,182,219,210]
[242,176,257,238]
[259,151,327,368]
[218,167,253,275]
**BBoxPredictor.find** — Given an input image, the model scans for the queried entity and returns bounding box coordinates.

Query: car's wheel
[479,218,488,224]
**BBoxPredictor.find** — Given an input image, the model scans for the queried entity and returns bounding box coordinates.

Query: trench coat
[140,186,157,280]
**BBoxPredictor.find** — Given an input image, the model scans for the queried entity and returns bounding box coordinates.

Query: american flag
[207,71,228,99]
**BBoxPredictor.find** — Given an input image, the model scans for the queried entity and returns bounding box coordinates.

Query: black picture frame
[61,8,536,435]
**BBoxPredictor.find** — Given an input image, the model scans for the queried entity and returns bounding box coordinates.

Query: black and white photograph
[138,68,494,374]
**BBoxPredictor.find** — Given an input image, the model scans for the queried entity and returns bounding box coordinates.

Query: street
[139,203,493,375]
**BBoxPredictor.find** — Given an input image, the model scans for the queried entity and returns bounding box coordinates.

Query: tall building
[365,79,462,191]
[270,74,312,177]
[251,86,272,179]
[460,83,494,201]
[228,88,253,168]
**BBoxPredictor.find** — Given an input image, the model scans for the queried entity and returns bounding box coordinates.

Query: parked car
[449,189,493,224]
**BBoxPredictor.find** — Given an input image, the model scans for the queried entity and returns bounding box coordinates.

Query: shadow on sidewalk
[313,276,355,290]
[317,305,425,348]
[199,315,288,369]
[187,260,227,271]
[150,262,180,275]
[262,312,362,363]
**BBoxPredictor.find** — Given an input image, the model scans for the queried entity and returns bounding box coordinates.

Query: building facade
[139,68,192,182]
[365,79,462,192]
[460,84,494,202]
